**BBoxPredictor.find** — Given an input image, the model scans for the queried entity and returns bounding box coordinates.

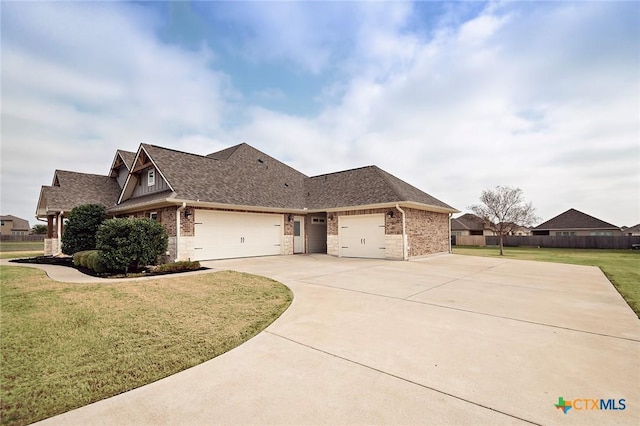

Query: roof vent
[284,183,289,187]
[258,159,264,164]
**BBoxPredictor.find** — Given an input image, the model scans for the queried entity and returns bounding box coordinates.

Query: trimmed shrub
[62,204,107,255]
[73,250,108,273]
[155,261,201,273]
[96,218,168,274]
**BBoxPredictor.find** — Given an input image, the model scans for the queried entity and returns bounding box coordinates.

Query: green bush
[97,218,168,274]
[62,204,107,255]
[73,250,108,273]
[73,250,92,268]
[155,261,201,273]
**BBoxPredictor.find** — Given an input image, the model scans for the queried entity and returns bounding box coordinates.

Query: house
[531,208,622,236]
[0,215,30,235]
[450,213,495,236]
[622,224,640,236]
[36,143,458,261]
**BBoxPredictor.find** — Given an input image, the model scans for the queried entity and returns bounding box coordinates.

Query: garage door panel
[339,214,386,259]
[193,210,283,261]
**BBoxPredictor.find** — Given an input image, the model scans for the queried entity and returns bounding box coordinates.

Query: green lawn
[453,246,640,317]
[0,266,293,426]
[0,242,44,259]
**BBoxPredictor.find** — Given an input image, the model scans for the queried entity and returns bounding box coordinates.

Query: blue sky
[1,1,639,228]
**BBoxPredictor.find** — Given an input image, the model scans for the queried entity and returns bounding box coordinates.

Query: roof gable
[39,170,121,215]
[533,208,619,230]
[109,150,136,175]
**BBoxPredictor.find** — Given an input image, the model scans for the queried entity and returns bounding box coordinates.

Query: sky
[1,1,639,229]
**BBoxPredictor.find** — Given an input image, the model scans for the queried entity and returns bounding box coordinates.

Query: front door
[293,216,304,254]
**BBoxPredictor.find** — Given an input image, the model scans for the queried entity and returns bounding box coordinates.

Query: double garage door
[193,210,283,261]
[339,214,386,259]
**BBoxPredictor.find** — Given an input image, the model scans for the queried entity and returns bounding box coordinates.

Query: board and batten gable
[115,165,129,188]
[132,166,170,198]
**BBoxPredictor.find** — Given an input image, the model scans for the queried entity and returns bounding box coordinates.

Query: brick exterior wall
[327,207,448,259]
[405,208,449,257]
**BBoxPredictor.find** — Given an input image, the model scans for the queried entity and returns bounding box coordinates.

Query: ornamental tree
[469,186,539,255]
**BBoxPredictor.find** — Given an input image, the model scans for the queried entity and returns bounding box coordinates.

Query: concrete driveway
[36,254,639,425]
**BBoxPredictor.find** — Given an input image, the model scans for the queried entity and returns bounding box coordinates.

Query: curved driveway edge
[17,254,640,425]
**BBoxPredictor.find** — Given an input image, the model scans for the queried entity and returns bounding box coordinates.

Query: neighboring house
[622,224,640,236]
[531,208,622,236]
[36,143,458,261]
[450,213,495,236]
[0,215,30,235]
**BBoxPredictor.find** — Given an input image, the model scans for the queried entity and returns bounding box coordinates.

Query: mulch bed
[9,256,208,279]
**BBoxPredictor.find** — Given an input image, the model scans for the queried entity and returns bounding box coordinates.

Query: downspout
[395,204,407,260]
[448,213,453,254]
[176,202,186,261]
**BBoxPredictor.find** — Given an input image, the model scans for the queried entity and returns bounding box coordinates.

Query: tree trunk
[499,234,504,255]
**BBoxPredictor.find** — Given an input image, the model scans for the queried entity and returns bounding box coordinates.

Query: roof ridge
[56,169,111,178]
[142,143,214,160]
[206,142,245,160]
[309,165,375,179]
[370,166,407,201]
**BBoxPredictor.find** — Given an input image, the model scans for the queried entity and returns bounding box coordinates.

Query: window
[0,220,4,226]
[149,212,158,221]
[311,217,326,225]
[147,169,155,186]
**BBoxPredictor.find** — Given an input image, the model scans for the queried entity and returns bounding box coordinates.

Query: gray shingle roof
[533,208,619,230]
[41,143,457,216]
[305,166,455,211]
[623,223,640,234]
[134,144,456,212]
[117,150,136,169]
[451,213,487,231]
[43,170,121,213]
[142,143,308,209]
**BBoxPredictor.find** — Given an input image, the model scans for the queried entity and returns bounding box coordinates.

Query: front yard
[0,266,292,426]
[453,246,639,317]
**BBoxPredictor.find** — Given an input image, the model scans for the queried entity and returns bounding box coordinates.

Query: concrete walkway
[5,254,637,425]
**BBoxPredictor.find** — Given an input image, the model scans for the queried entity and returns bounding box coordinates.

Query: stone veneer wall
[44,238,60,256]
[405,208,449,257]
[384,234,404,260]
[327,235,339,256]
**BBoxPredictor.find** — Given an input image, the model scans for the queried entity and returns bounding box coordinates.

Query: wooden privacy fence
[0,235,45,242]
[453,235,487,246]
[454,235,640,249]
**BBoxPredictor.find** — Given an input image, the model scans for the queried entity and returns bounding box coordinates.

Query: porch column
[47,215,54,238]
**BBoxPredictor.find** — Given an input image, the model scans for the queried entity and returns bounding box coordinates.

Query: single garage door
[339,214,386,258]
[193,210,283,261]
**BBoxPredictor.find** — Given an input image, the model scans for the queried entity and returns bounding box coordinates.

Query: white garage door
[193,210,283,261]
[339,214,386,258]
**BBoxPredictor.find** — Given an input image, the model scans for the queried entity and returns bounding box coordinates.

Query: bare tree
[469,186,539,255]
